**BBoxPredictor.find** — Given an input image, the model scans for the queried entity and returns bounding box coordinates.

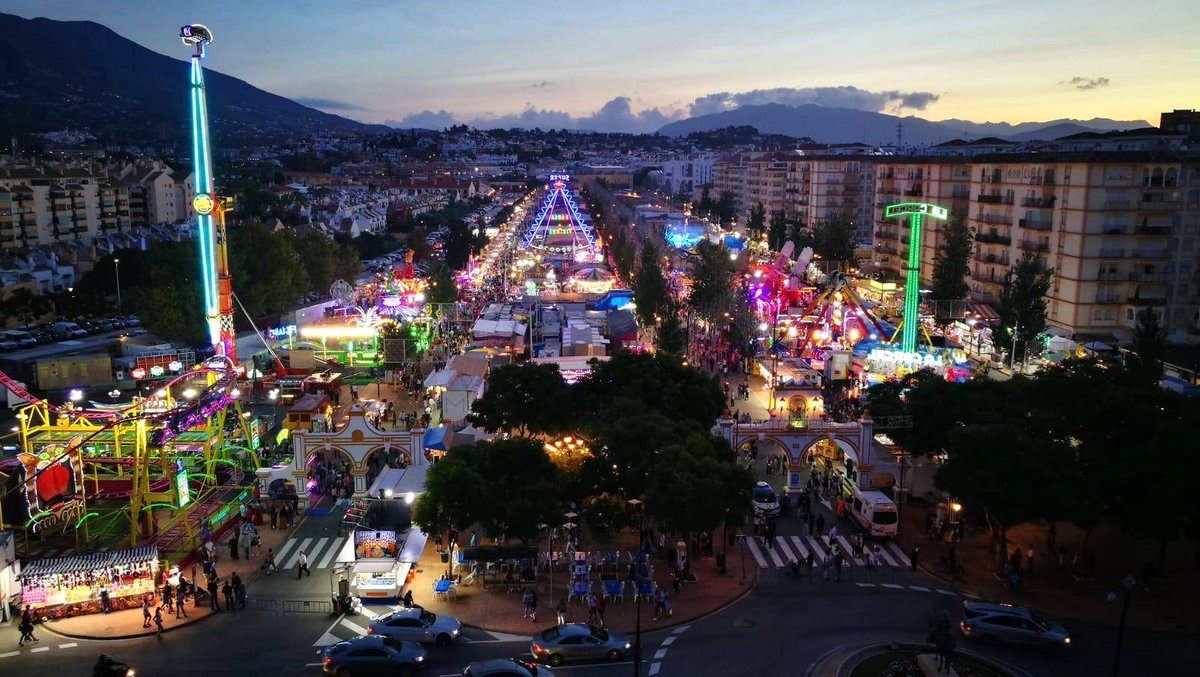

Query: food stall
[17,546,158,619]
[351,529,404,600]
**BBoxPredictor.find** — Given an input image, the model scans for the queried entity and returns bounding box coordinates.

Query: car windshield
[591,627,610,641]
[1029,612,1050,630]
[420,610,437,625]
[873,510,898,525]
[753,488,776,503]
[381,636,406,652]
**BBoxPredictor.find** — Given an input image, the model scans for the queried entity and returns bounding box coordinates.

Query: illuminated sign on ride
[176,469,191,507]
[883,202,949,220]
[192,193,216,215]
[867,347,969,369]
[268,324,297,340]
[18,435,86,532]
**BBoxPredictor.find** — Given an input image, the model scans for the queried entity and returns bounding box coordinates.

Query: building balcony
[982,253,1010,265]
[1138,199,1180,211]
[1099,247,1126,258]
[1133,249,1169,260]
[980,214,1013,226]
[1094,296,1123,305]
[1019,240,1050,253]
[976,232,1012,245]
[1129,296,1167,306]
[1021,197,1056,208]
[1096,271,1125,281]
[977,194,1003,204]
[1135,224,1173,235]
[971,271,999,284]
[903,188,924,197]
[1018,218,1052,231]
[1101,226,1126,235]
[1102,201,1132,210]
[1128,271,1169,283]
[875,229,899,240]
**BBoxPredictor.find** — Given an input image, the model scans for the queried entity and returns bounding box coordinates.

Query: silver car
[959,601,1071,648]
[463,658,554,676]
[369,607,462,645]
[531,624,631,667]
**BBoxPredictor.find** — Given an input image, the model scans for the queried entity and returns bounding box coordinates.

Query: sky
[2,0,1197,132]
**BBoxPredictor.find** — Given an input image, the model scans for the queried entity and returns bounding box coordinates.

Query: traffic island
[42,603,217,641]
[809,642,1029,677]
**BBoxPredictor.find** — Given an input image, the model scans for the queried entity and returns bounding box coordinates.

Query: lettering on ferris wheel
[548,173,571,182]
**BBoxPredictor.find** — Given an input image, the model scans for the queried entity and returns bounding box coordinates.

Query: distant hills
[657,103,1152,145]
[0,12,386,148]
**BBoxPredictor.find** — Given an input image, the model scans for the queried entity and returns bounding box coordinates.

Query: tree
[687,240,735,322]
[654,302,687,356]
[469,362,571,436]
[293,231,337,293]
[645,432,752,551]
[3,288,52,327]
[136,242,207,344]
[768,210,789,252]
[930,217,973,302]
[412,451,489,562]
[716,191,738,225]
[575,351,725,432]
[746,202,767,239]
[1127,307,1167,382]
[997,252,1053,366]
[407,226,432,263]
[426,263,459,306]
[633,241,668,327]
[811,213,858,263]
[696,185,714,218]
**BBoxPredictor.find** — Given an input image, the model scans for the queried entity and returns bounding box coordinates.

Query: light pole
[1108,575,1136,676]
[1010,322,1020,373]
[113,257,122,314]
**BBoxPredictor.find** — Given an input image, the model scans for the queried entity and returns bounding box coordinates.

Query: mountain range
[657,103,1152,145]
[0,12,386,148]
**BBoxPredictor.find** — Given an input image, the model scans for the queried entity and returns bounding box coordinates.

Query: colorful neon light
[299,325,379,340]
[884,202,948,353]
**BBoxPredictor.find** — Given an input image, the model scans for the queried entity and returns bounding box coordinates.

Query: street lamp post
[1010,322,1020,373]
[1109,575,1136,677]
[113,258,122,314]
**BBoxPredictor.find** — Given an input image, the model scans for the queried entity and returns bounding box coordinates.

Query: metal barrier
[244,597,278,612]
[281,599,333,614]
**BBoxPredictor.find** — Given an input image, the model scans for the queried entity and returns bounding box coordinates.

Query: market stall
[18,546,158,619]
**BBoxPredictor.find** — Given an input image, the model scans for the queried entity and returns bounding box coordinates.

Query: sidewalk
[900,502,1200,633]
[403,536,755,637]
[41,511,300,640]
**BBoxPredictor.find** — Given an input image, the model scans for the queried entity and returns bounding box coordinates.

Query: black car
[32,330,55,344]
[320,635,427,676]
[80,320,104,335]
[108,318,127,330]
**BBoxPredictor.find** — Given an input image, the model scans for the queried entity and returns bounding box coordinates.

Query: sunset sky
[3,0,1196,132]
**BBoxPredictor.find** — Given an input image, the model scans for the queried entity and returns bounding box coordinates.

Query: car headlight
[625,642,631,650]
[1063,637,1071,645]
[415,655,426,662]
[451,628,460,636]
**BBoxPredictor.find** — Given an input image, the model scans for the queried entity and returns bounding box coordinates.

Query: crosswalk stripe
[316,536,345,569]
[888,542,912,567]
[307,537,330,567]
[789,536,809,560]
[881,583,904,590]
[745,539,769,568]
[775,537,797,563]
[283,538,313,569]
[805,534,828,561]
[834,536,863,564]
[856,582,877,588]
[909,586,930,592]
[764,539,785,567]
[937,589,958,596]
[274,538,299,565]
[874,546,898,567]
[341,618,369,635]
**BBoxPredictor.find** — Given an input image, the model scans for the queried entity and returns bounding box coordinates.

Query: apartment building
[802,155,876,243]
[872,158,971,280]
[661,154,716,197]
[870,150,1200,341]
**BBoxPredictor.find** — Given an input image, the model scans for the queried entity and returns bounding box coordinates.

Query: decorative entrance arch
[718,417,877,493]
[291,406,424,497]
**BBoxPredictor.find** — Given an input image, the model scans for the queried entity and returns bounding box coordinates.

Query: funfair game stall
[18,546,158,619]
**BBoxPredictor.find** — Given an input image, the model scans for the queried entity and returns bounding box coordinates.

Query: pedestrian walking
[596,593,607,627]
[162,582,174,613]
[1025,547,1035,576]
[816,514,825,536]
[222,580,235,611]
[827,525,838,546]
[823,553,833,581]
[269,507,278,530]
[236,580,247,610]
[206,577,219,611]
[585,592,597,623]
[556,597,567,626]
[99,586,112,614]
[228,535,239,561]
[143,596,153,627]
[297,551,311,578]
[264,548,278,575]
[153,606,165,636]
[176,585,188,619]
[17,605,38,646]
[834,552,844,582]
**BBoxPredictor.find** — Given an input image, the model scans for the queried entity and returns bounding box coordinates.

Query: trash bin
[716,550,727,574]
[439,550,450,563]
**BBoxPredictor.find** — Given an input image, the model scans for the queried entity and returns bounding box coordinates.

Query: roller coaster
[0,359,256,560]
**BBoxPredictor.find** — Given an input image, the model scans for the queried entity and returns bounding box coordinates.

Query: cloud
[687,85,940,116]
[1059,76,1110,91]
[465,97,683,133]
[294,97,367,111]
[386,110,459,129]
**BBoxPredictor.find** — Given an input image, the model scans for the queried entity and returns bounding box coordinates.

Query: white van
[51,321,87,339]
[846,486,899,538]
[751,481,780,518]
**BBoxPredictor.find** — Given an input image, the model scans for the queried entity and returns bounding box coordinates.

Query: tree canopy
[997,251,1053,365]
[633,241,669,328]
[468,362,571,436]
[930,217,973,301]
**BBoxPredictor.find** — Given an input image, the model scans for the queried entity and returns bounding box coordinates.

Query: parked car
[0,329,38,348]
[51,321,88,339]
[107,317,127,330]
[368,607,461,645]
[122,315,141,326]
[463,658,553,676]
[959,601,1070,648]
[0,338,18,352]
[320,635,426,676]
[531,624,631,667]
[32,330,55,344]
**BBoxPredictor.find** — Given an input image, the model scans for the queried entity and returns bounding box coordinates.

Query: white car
[369,607,462,645]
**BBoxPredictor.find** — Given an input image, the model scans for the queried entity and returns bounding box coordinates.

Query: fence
[243,597,334,616]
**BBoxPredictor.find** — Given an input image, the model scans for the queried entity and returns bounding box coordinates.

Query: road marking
[671,625,690,634]
[775,536,797,563]
[58,642,78,648]
[874,546,898,567]
[0,651,20,658]
[804,534,828,561]
[937,589,958,596]
[315,536,345,569]
[314,614,346,646]
[909,586,930,592]
[30,647,48,653]
[789,536,809,559]
[660,635,677,646]
[341,618,370,636]
[765,540,785,567]
[856,582,877,588]
[648,663,661,676]
[654,649,667,659]
[274,537,299,565]
[888,542,912,567]
[745,539,769,568]
[283,537,313,569]
[307,537,330,568]
[881,583,905,590]
[834,536,863,564]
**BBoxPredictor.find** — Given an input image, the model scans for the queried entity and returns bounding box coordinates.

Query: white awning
[353,560,401,574]
[398,529,428,564]
[423,370,453,389]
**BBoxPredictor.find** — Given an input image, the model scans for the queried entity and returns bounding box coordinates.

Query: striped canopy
[572,266,614,282]
[20,545,158,579]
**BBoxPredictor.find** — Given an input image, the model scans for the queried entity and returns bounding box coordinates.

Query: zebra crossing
[744,534,912,570]
[273,535,350,570]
